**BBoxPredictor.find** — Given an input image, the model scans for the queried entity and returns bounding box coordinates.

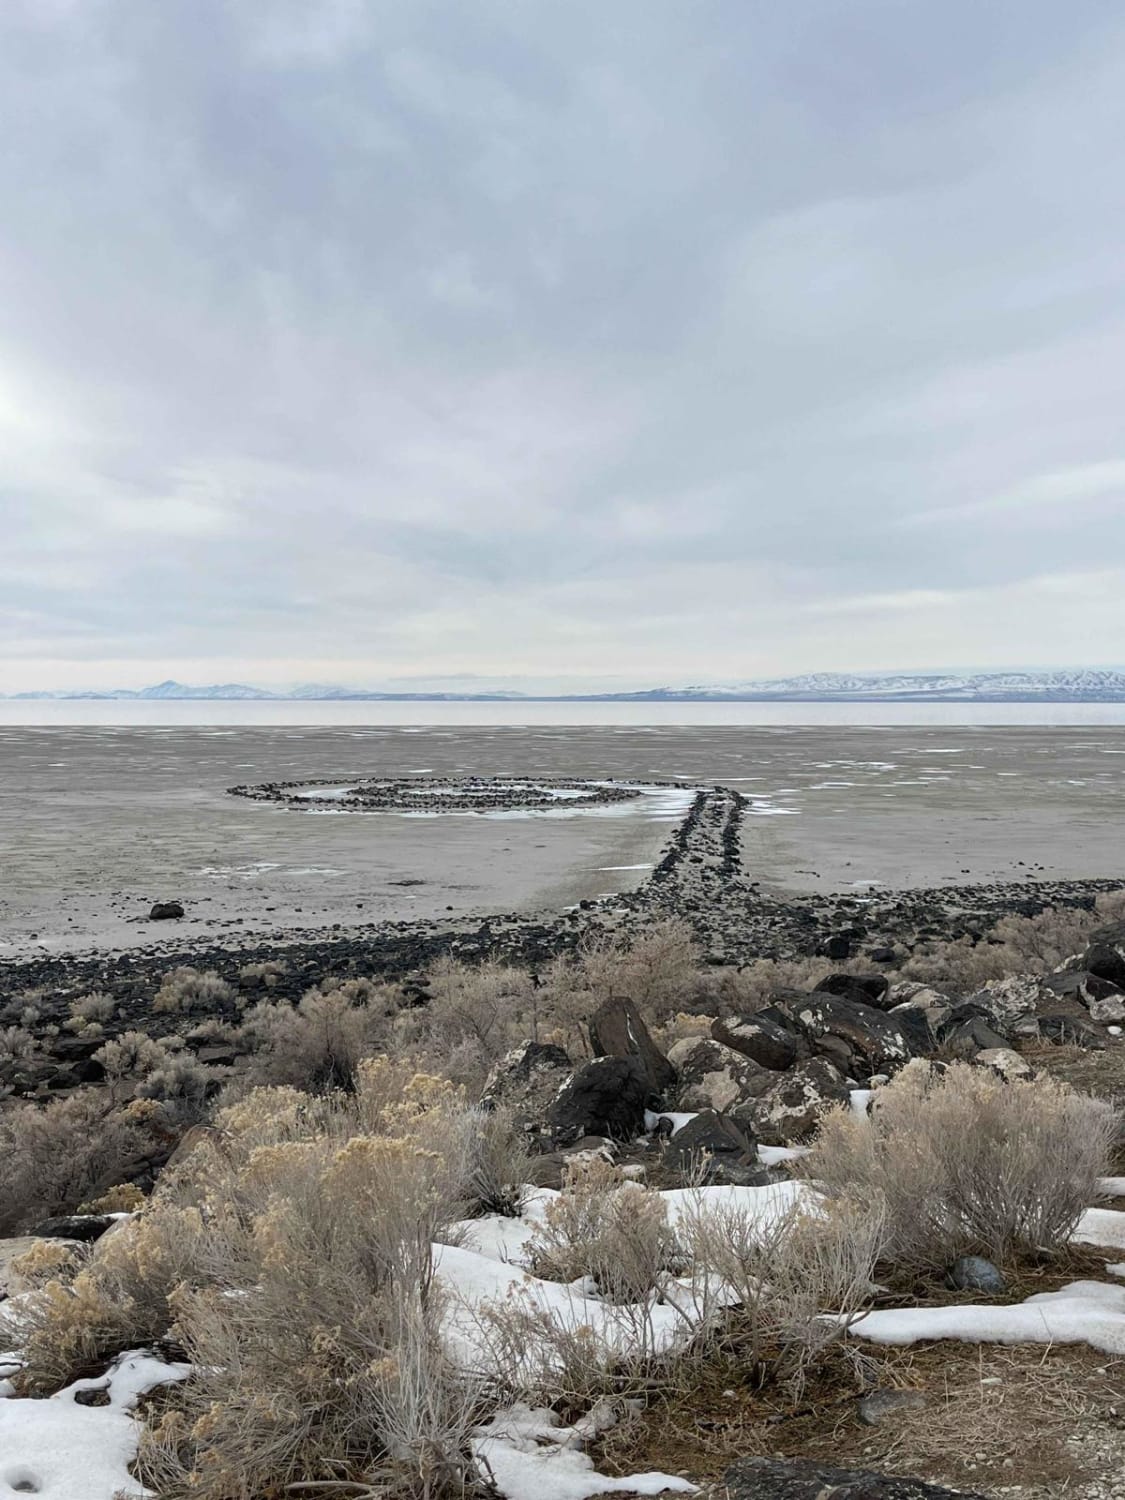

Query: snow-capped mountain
[666,670,1125,700]
[7,670,1125,701]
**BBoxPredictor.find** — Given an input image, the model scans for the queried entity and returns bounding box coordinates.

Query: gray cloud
[3,0,1125,690]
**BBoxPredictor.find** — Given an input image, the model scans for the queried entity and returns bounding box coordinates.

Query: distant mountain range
[9,670,1125,702]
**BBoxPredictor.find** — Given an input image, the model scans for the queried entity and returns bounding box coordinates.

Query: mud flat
[2,725,1125,976]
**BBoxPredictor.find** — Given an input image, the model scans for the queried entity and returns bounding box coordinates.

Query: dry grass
[595,1338,1124,1495]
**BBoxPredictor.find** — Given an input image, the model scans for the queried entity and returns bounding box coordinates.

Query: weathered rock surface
[31,1214,116,1243]
[667,1036,774,1113]
[663,1109,759,1181]
[731,1057,850,1144]
[711,1012,798,1071]
[974,1046,1033,1081]
[725,1457,985,1500]
[946,1254,1006,1293]
[791,994,913,1076]
[815,973,892,1010]
[547,1055,650,1144]
[589,996,675,1092]
[480,1041,572,1126]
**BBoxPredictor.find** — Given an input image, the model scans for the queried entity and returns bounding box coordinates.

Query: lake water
[6,700,1125,727]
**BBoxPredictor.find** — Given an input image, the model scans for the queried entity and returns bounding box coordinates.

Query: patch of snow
[1073,1207,1125,1250]
[0,1349,190,1499]
[644,1109,697,1136]
[472,1403,696,1500]
[851,1280,1125,1356]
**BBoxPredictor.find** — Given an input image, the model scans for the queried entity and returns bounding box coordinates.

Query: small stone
[858,1389,927,1425]
[946,1255,1006,1294]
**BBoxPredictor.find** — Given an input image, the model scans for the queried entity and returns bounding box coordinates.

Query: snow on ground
[851,1280,1125,1356]
[1097,1176,1125,1196]
[472,1403,696,1500]
[0,1350,189,1499]
[1073,1207,1125,1250]
[438,1182,809,1373]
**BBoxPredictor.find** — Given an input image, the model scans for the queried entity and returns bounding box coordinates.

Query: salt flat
[2,725,1125,957]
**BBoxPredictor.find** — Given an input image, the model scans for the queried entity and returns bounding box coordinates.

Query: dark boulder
[821,935,851,960]
[725,1457,984,1500]
[1077,973,1125,1024]
[547,1055,650,1144]
[792,995,913,1077]
[149,901,185,921]
[32,1214,117,1243]
[664,1109,758,1179]
[888,1006,935,1056]
[1084,930,1125,989]
[815,973,891,1010]
[1038,1013,1106,1050]
[939,1015,1010,1057]
[711,1012,798,1071]
[589,996,675,1092]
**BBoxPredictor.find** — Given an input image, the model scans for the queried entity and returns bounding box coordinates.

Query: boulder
[792,995,913,1077]
[588,996,675,1092]
[149,901,185,921]
[725,1457,984,1500]
[732,1057,850,1144]
[31,1214,116,1243]
[547,1055,650,1144]
[667,1036,774,1113]
[1084,933,1125,990]
[1038,1013,1106,1049]
[890,986,953,1032]
[820,935,851,960]
[664,1110,758,1179]
[974,1046,1033,1082]
[815,973,891,1010]
[885,1006,935,1057]
[939,1015,1011,1058]
[1078,973,1125,1024]
[480,1041,573,1128]
[972,975,1043,1026]
[710,1013,798,1071]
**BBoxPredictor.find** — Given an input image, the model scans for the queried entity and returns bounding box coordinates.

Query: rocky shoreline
[3,783,1123,1014]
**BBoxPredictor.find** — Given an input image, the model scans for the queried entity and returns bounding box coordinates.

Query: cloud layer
[4,0,1125,690]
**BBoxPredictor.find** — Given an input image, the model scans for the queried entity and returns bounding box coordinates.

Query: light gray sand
[3,725,1125,957]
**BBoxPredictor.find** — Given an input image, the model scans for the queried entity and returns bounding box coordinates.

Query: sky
[3,0,1125,693]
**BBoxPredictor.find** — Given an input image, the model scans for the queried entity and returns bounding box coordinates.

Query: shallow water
[2,723,1125,957]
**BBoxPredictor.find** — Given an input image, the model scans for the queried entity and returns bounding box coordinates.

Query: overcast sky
[4,1,1125,692]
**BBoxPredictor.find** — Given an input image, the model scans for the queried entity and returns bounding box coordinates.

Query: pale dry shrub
[79,1180,146,1214]
[0,1024,39,1067]
[527,1159,682,1303]
[69,991,116,1024]
[8,1237,83,1289]
[237,958,289,988]
[901,904,1108,992]
[682,1190,885,1380]
[14,1203,210,1393]
[1094,888,1125,921]
[540,921,702,1036]
[394,959,537,1093]
[244,986,388,1092]
[801,1062,1118,1271]
[460,1104,534,1217]
[131,1086,482,1499]
[94,1029,172,1102]
[0,1090,155,1233]
[154,966,238,1014]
